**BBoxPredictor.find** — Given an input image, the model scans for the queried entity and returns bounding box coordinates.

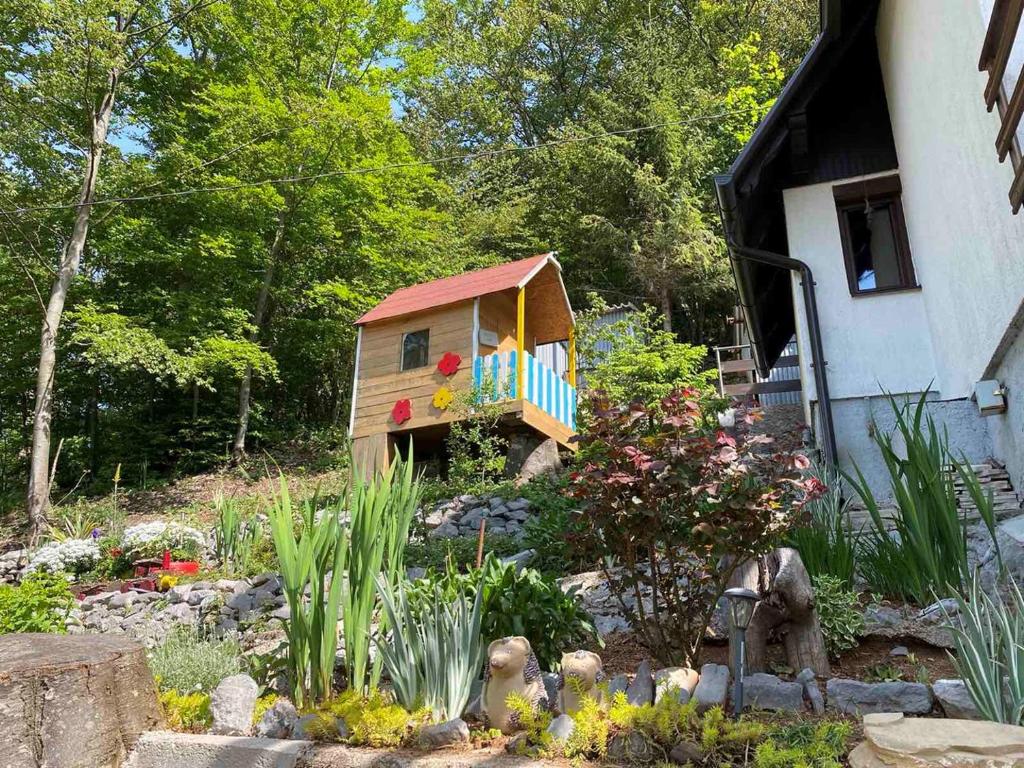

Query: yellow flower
[432,386,454,410]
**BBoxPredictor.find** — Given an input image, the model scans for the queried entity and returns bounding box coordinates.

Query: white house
[716,0,1024,495]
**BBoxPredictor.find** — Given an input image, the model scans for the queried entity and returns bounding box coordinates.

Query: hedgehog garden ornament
[557,650,604,715]
[482,636,548,734]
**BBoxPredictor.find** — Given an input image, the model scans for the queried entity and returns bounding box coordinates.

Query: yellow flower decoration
[432,386,454,410]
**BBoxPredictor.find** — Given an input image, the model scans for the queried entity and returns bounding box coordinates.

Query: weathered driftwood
[0,633,162,768]
[728,547,831,677]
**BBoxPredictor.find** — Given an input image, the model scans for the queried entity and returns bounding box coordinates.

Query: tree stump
[0,633,163,767]
[728,548,831,677]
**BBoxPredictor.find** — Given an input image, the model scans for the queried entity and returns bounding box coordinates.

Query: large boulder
[826,679,933,716]
[849,712,1024,767]
[693,664,729,713]
[210,674,259,736]
[514,437,562,484]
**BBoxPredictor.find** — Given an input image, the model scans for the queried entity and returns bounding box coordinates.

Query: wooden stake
[475,518,487,568]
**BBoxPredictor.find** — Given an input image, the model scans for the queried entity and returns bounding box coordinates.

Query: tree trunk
[660,286,673,333]
[728,547,830,677]
[231,211,286,463]
[26,68,118,541]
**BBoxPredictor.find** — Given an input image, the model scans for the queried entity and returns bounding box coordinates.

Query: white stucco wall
[876,0,1024,398]
[784,177,939,404]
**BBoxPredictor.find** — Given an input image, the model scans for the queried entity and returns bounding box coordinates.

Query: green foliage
[753,720,850,768]
[374,576,484,722]
[267,455,419,707]
[945,573,1024,724]
[252,693,279,725]
[812,575,864,658]
[403,533,520,572]
[849,392,1000,604]
[212,493,264,576]
[407,555,599,670]
[568,389,818,665]
[0,572,73,634]
[563,694,610,759]
[158,689,213,732]
[148,626,242,694]
[574,296,718,413]
[445,374,509,490]
[786,462,857,587]
[324,690,427,747]
[505,691,554,755]
[519,474,588,575]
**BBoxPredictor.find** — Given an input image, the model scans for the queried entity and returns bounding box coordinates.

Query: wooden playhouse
[348,253,578,472]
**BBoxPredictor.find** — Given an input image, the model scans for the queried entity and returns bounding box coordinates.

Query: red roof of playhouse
[356,253,558,325]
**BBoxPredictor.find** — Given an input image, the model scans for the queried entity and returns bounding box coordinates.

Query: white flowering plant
[122,521,206,560]
[24,538,101,575]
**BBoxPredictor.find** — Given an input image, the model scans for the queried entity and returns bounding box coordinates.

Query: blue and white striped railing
[472,351,576,432]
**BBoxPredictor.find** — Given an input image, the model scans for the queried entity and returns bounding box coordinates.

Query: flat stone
[418,718,470,748]
[693,664,729,713]
[256,700,299,739]
[933,679,982,720]
[889,645,909,657]
[654,667,698,704]
[796,668,825,715]
[546,714,575,743]
[210,674,259,736]
[542,672,560,709]
[109,591,137,609]
[626,660,654,706]
[167,585,192,604]
[500,550,536,572]
[848,712,1024,767]
[669,741,703,765]
[429,521,460,539]
[187,589,216,606]
[742,673,804,712]
[608,731,657,764]
[125,731,311,768]
[826,678,933,716]
[507,498,530,511]
[607,674,629,697]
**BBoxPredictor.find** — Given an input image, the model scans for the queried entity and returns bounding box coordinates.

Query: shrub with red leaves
[566,388,821,666]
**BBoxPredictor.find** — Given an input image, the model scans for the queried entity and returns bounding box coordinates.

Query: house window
[833,176,917,296]
[401,329,429,370]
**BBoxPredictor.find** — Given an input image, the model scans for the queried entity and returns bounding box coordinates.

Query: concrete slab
[126,731,312,768]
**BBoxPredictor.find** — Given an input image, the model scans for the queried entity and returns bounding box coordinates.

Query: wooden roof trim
[518,253,575,326]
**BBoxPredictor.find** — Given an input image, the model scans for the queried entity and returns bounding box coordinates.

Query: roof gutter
[716,180,838,466]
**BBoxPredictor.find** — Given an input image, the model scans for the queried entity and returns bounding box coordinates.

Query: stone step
[126,732,312,768]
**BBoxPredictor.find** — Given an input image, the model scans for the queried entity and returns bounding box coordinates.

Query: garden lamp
[723,587,759,718]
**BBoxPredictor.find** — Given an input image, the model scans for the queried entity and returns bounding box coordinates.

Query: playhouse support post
[516,286,525,398]
[568,326,576,387]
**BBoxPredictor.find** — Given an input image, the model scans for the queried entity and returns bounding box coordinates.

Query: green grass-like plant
[849,391,1000,603]
[374,575,484,723]
[212,492,263,576]
[786,462,856,587]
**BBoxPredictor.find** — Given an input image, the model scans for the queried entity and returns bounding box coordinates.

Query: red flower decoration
[437,351,462,377]
[391,398,412,425]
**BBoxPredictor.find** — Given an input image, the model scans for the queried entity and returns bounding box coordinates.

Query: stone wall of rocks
[0,548,25,584]
[424,494,534,539]
[68,573,288,648]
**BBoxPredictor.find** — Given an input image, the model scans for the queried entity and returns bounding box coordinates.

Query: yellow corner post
[516,286,525,398]
[568,326,576,387]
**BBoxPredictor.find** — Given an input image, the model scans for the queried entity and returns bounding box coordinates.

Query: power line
[0,109,750,215]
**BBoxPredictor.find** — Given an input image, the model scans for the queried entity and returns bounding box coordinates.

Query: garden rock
[256,699,299,739]
[693,664,729,713]
[889,645,909,657]
[933,679,982,720]
[501,549,536,572]
[654,667,698,704]
[743,673,804,712]
[210,674,259,736]
[849,712,1024,767]
[542,672,560,710]
[861,603,955,649]
[516,438,562,484]
[607,730,656,763]
[796,668,825,715]
[547,714,575,743]
[626,660,655,705]
[292,714,320,741]
[418,718,470,748]
[167,584,192,603]
[669,741,704,765]
[608,674,629,697]
[826,678,933,716]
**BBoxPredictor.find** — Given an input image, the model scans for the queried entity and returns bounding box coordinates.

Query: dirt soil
[596,631,956,683]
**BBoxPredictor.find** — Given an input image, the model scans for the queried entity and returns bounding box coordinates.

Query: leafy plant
[812,575,864,658]
[374,575,484,722]
[158,689,212,732]
[520,474,589,575]
[446,371,509,489]
[148,626,242,693]
[944,572,1024,724]
[325,689,428,747]
[406,555,599,670]
[267,454,419,706]
[863,662,903,683]
[0,572,73,633]
[849,392,1000,604]
[212,492,263,575]
[567,389,819,665]
[786,461,856,587]
[403,533,520,572]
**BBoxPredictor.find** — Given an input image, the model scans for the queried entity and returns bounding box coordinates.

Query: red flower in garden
[391,399,412,425]
[436,351,462,377]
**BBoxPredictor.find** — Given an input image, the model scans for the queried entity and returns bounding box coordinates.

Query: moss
[159,689,212,732]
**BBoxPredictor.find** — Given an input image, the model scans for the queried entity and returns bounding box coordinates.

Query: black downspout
[715,182,839,467]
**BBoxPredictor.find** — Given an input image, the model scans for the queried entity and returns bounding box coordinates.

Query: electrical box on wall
[974,380,1007,416]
